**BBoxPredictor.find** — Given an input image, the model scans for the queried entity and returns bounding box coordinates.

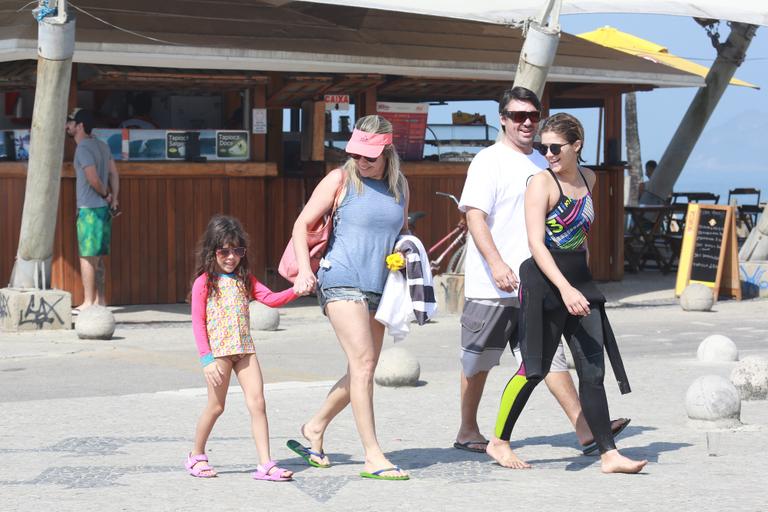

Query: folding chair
[728,188,761,232]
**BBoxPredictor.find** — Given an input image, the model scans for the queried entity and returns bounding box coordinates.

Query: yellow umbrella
[578,26,759,89]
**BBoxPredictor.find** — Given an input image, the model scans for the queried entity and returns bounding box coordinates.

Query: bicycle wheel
[445,243,466,274]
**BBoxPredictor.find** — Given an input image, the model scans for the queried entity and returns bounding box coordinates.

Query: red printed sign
[376,102,429,161]
[324,95,350,111]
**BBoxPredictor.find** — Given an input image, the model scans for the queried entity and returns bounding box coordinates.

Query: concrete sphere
[375,347,420,387]
[680,283,714,312]
[685,375,741,427]
[697,334,739,362]
[75,306,115,340]
[249,301,280,331]
[730,356,768,400]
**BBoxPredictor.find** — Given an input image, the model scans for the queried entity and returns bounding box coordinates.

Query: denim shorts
[317,286,382,314]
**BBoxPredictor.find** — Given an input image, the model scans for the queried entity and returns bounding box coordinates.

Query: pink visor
[345,128,393,158]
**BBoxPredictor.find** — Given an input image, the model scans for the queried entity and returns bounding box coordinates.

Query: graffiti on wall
[18,296,64,329]
[740,263,768,299]
[0,293,9,319]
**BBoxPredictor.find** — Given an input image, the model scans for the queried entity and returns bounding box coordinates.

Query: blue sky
[427,14,767,203]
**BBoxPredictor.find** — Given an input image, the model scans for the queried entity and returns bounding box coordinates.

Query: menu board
[689,209,727,282]
[376,102,429,161]
[675,204,741,300]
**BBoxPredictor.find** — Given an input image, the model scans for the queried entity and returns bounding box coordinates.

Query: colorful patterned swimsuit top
[543,168,594,250]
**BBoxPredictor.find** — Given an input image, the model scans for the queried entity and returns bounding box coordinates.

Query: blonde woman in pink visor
[287,115,411,480]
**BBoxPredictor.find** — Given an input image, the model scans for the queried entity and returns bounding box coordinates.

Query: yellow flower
[385,252,405,271]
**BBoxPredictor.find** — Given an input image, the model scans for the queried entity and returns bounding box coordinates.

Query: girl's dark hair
[539,112,586,164]
[192,214,251,298]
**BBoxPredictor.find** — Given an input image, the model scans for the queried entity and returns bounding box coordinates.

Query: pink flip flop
[252,460,293,482]
[185,453,217,478]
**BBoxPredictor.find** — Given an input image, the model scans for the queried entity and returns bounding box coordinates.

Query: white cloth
[375,235,437,342]
[458,142,547,299]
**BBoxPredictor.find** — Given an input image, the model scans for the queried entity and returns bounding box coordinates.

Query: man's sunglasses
[535,142,572,156]
[501,110,541,123]
[347,153,380,163]
[216,247,246,258]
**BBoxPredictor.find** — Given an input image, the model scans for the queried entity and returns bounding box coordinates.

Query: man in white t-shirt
[455,87,625,467]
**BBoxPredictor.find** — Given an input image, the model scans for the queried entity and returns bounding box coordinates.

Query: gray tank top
[318,176,404,293]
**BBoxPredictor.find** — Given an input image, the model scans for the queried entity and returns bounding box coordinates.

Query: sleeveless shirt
[318,176,404,293]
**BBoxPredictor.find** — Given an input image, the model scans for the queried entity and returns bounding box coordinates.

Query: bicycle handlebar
[435,191,460,207]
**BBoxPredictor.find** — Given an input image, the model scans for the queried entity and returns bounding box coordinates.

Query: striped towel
[375,235,437,342]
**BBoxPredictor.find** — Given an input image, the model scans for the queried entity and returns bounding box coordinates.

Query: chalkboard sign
[675,204,741,301]
[690,209,727,282]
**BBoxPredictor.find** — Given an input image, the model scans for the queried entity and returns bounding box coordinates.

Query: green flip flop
[286,439,330,468]
[360,466,410,481]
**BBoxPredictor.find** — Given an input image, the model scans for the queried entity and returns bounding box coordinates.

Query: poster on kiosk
[376,102,429,161]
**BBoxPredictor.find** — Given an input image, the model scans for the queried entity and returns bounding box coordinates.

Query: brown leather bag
[278,172,347,283]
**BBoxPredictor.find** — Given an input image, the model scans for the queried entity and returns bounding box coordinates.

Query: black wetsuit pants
[494,305,616,454]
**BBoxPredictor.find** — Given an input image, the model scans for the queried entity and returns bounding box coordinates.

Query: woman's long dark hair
[192,215,251,298]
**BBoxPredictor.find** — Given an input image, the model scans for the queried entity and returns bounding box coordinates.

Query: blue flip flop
[286,439,330,468]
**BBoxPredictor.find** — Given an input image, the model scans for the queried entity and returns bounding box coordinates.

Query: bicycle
[408,192,467,274]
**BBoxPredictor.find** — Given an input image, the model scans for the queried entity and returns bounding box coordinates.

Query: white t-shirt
[458,142,548,299]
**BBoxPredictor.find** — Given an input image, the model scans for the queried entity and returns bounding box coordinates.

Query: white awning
[300,1,768,27]
[0,1,704,88]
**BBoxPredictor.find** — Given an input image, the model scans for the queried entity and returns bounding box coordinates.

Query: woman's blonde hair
[342,115,406,202]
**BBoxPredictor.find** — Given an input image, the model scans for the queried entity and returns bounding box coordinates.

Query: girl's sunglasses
[501,110,541,123]
[347,153,380,163]
[216,247,246,258]
[535,142,571,156]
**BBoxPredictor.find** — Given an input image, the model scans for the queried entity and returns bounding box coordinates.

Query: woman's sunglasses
[216,247,246,258]
[535,142,572,156]
[501,110,541,123]
[347,153,380,163]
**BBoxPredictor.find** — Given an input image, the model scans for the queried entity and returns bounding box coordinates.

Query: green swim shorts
[77,206,112,257]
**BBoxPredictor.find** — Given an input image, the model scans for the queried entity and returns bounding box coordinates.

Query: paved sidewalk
[2,275,767,511]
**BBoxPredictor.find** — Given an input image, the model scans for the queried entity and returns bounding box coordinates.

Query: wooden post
[602,94,622,165]
[356,85,378,118]
[250,84,266,161]
[223,91,241,129]
[63,62,77,161]
[266,75,284,172]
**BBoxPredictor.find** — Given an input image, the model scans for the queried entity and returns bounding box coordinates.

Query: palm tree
[625,92,642,206]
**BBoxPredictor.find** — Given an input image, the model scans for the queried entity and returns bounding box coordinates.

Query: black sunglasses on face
[216,247,246,258]
[501,110,541,123]
[347,153,380,163]
[535,142,572,156]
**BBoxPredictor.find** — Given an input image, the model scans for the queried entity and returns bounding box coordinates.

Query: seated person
[119,92,159,129]
[638,159,656,197]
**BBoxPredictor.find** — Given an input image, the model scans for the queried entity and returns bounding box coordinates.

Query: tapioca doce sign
[675,204,741,301]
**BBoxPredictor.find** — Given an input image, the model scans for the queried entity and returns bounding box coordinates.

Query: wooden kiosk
[0,2,704,306]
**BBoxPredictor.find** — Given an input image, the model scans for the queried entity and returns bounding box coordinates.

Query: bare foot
[301,423,330,467]
[486,437,531,469]
[600,449,647,474]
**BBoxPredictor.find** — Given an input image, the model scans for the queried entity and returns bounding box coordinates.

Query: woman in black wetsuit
[493,113,647,474]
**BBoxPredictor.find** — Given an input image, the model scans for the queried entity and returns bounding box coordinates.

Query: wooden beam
[64,63,77,161]
[603,94,622,165]
[251,84,266,161]
[266,74,284,171]
[311,101,325,161]
[0,161,277,178]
